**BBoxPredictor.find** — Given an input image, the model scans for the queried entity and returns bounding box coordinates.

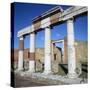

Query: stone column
[29,32,35,73]
[18,36,24,71]
[43,26,52,74]
[67,18,77,78]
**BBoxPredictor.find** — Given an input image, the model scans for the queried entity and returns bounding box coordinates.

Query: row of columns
[18,18,77,78]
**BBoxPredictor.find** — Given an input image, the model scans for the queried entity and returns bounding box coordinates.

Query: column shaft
[29,32,35,73]
[43,27,52,74]
[67,18,77,78]
[18,36,24,71]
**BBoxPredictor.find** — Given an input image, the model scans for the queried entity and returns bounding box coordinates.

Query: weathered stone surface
[52,61,59,73]
[35,60,43,72]
[15,72,87,87]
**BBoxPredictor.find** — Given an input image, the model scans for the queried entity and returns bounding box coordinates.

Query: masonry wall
[63,38,88,64]
[11,40,88,72]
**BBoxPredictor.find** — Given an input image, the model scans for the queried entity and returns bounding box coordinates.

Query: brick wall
[11,40,87,71]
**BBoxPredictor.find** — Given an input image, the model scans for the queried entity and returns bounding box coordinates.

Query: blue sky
[13,2,88,49]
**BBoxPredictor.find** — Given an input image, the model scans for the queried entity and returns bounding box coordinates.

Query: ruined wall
[63,38,88,64]
[35,48,44,72]
[75,41,88,63]
[11,46,61,72]
[11,40,88,72]
[51,44,62,73]
[63,38,68,64]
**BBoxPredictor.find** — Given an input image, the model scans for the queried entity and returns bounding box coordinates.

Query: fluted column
[67,18,77,78]
[18,36,24,71]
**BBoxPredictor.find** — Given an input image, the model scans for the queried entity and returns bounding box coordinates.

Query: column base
[14,69,26,76]
[42,70,53,75]
[17,68,23,71]
[28,61,35,73]
[67,73,78,78]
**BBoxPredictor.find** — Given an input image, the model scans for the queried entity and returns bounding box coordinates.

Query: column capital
[45,26,53,29]
[19,36,24,40]
[41,25,53,30]
[31,32,35,34]
[19,36,24,51]
[46,26,51,28]
[67,17,74,23]
[30,32,38,36]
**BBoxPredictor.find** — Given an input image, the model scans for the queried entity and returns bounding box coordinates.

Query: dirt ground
[14,74,50,88]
